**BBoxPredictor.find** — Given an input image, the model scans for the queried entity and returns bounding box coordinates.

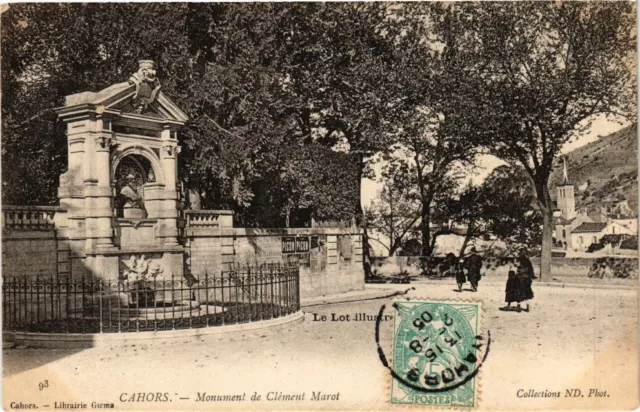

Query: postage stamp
[390,300,485,408]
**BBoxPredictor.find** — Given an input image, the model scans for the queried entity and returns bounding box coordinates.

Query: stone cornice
[55,91,187,126]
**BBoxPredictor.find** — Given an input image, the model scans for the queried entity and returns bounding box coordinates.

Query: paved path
[3,283,638,410]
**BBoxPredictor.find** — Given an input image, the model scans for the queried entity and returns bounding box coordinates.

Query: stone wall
[185,227,365,299]
[531,256,638,279]
[2,207,67,278]
[369,255,638,280]
[2,207,366,299]
[2,231,59,278]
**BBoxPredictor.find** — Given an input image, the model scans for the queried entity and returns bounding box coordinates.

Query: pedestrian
[464,247,483,292]
[517,252,535,312]
[455,262,466,292]
[502,270,523,311]
[442,253,466,291]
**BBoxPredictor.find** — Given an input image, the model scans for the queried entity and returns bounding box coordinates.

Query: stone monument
[54,60,189,286]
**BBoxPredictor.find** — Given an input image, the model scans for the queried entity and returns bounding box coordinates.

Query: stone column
[57,120,88,240]
[159,126,180,246]
[88,115,115,250]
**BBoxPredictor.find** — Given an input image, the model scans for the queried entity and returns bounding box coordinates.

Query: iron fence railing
[2,264,300,334]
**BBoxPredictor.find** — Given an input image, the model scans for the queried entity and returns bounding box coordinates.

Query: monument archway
[111,146,165,185]
[114,153,155,186]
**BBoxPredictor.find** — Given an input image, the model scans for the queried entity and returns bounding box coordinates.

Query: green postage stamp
[390,300,486,408]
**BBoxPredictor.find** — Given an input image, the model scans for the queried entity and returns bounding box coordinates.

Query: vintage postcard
[2,2,638,411]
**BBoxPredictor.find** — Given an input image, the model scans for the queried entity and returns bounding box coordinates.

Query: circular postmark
[375,301,490,407]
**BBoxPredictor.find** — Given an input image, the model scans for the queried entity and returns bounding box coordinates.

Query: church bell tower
[556,156,576,220]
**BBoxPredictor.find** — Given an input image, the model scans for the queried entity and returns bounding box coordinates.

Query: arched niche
[111,146,165,218]
[111,145,164,185]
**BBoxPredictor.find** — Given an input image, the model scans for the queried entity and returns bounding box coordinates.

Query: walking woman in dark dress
[503,270,523,311]
[517,252,535,312]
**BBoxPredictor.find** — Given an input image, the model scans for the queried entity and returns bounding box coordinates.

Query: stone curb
[530,282,636,290]
[4,311,304,349]
[408,279,637,291]
[301,288,402,308]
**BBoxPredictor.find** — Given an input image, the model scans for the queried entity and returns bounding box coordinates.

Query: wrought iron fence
[2,263,300,334]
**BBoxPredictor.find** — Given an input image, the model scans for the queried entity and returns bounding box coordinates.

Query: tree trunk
[534,181,554,281]
[420,202,432,257]
[361,225,373,277]
[355,153,372,274]
[540,206,553,280]
[355,152,365,225]
[458,224,474,259]
[388,188,394,256]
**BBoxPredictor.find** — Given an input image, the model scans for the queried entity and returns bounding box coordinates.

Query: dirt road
[3,283,638,410]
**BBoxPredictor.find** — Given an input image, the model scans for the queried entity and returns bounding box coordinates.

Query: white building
[571,221,635,252]
[610,215,638,233]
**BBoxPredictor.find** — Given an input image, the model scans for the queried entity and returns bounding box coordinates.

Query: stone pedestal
[123,208,145,219]
[115,219,158,249]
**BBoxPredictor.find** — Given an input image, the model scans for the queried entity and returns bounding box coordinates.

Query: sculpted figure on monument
[121,255,164,283]
[128,60,161,114]
[121,174,144,212]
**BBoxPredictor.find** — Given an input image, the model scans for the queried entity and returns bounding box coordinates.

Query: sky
[360,115,633,208]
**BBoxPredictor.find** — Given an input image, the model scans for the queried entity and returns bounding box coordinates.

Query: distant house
[571,221,635,252]
[610,214,638,233]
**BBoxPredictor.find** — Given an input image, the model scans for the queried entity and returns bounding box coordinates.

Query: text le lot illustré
[312,312,393,322]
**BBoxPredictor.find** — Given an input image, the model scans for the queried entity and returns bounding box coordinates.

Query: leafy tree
[447,166,542,257]
[381,144,471,259]
[479,166,543,255]
[365,179,421,257]
[1,4,379,229]
[182,3,400,211]
[1,3,192,205]
[446,183,487,258]
[435,2,637,278]
[620,236,638,251]
[242,143,359,227]
[374,3,489,259]
[274,3,399,210]
[588,234,636,253]
[179,3,298,212]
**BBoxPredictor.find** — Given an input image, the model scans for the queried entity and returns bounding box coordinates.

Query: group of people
[440,247,484,292]
[440,248,536,312]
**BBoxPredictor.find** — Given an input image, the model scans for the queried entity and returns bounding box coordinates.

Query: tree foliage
[373,3,482,258]
[433,2,636,275]
[2,1,636,258]
[179,3,399,224]
[2,3,398,227]
[1,3,192,205]
[479,166,543,254]
[446,166,542,257]
[365,178,421,257]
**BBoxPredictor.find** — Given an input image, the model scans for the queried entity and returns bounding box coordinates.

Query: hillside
[550,123,638,214]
